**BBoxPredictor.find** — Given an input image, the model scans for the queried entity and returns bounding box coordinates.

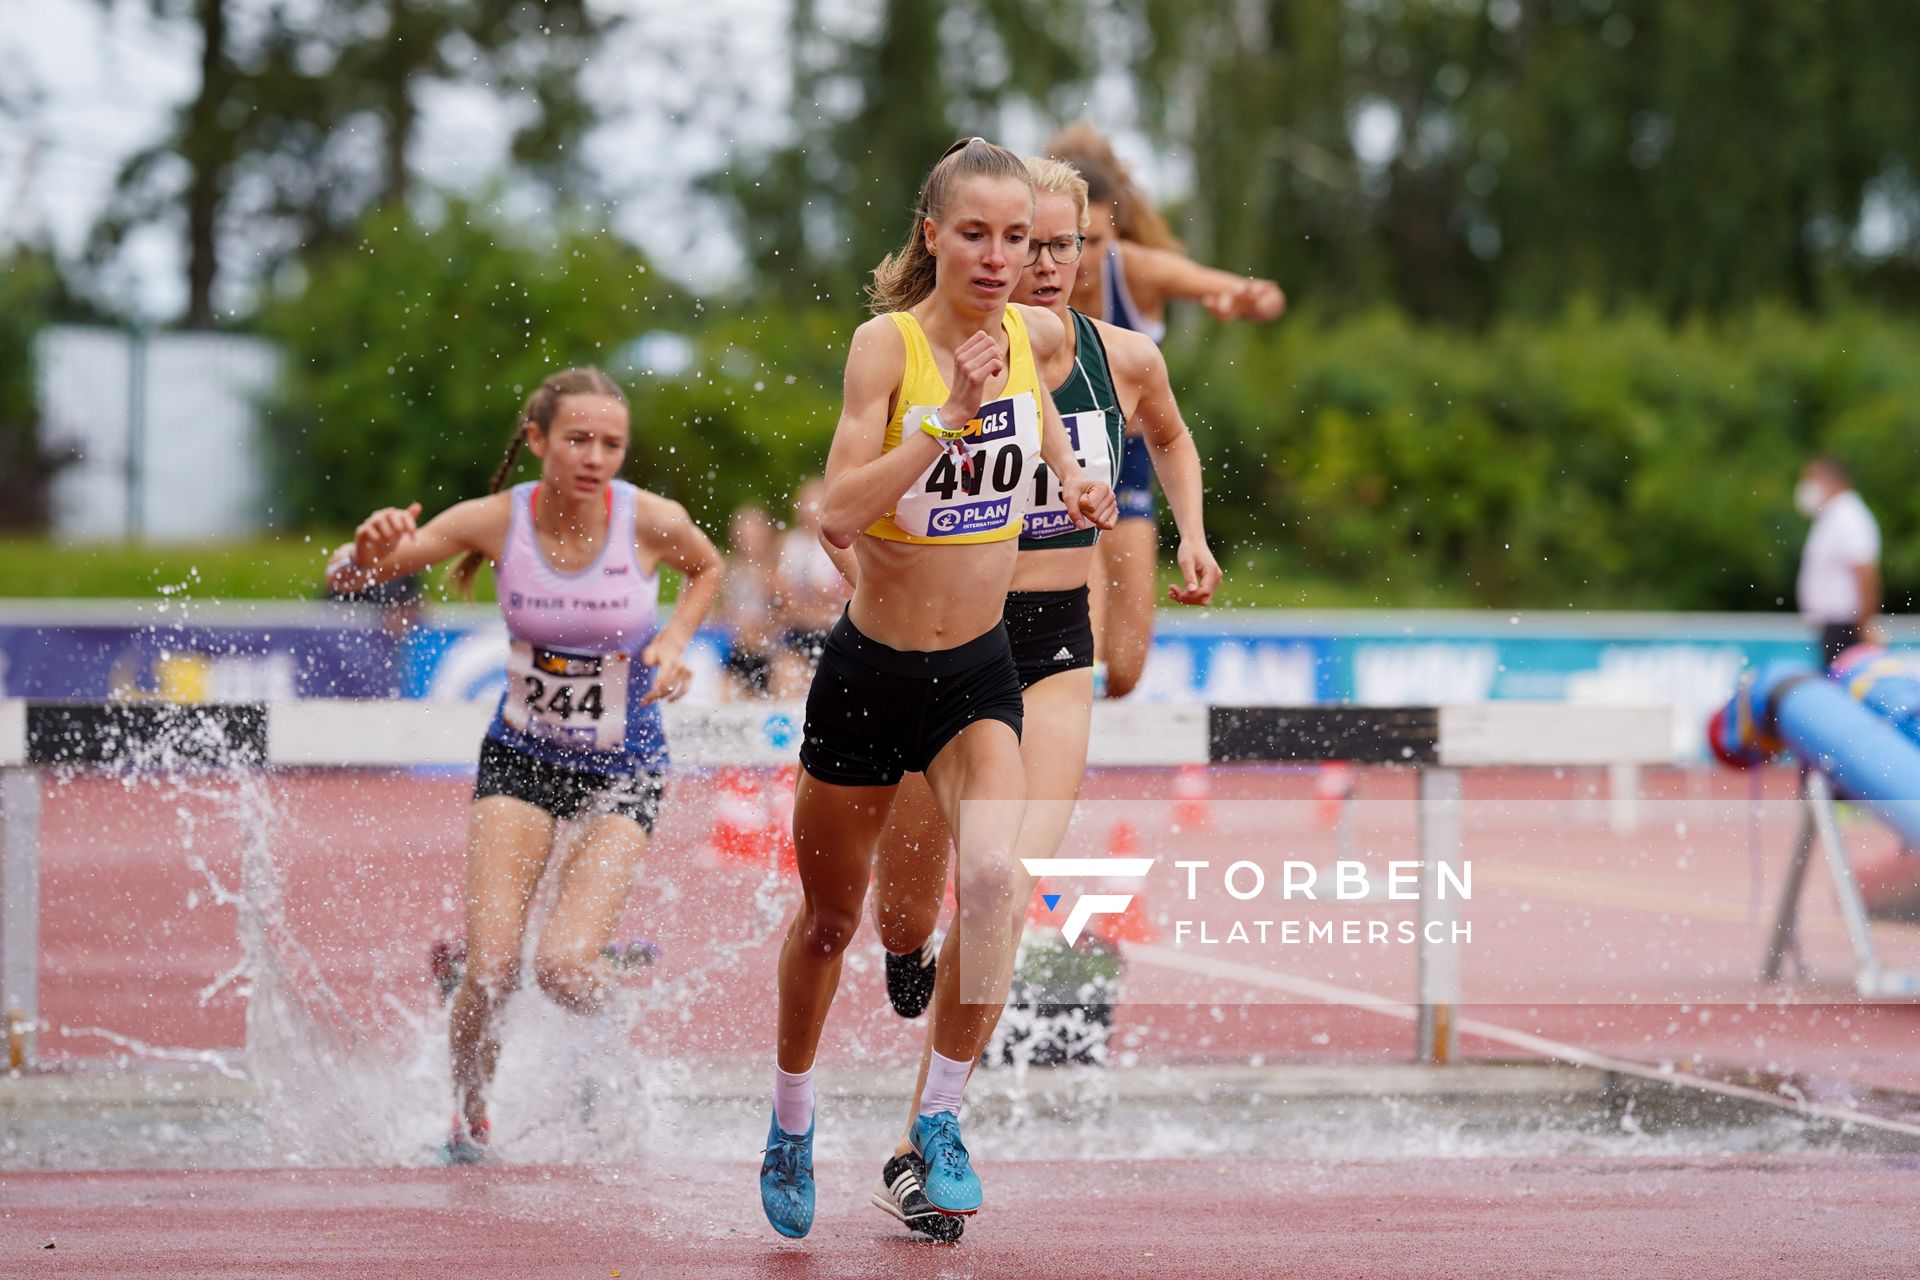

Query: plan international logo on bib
[1024,509,1078,539]
[930,497,1012,536]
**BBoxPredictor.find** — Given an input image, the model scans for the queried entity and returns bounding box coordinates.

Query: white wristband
[328,546,366,581]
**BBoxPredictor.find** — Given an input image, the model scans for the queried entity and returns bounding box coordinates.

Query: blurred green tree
[87,0,606,328]
[258,202,844,536]
[331,0,606,208]
[1180,304,1920,611]
[713,0,1096,307]
[0,247,78,531]
[1130,0,1920,323]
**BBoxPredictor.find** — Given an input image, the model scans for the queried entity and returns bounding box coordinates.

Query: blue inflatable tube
[1830,647,1920,748]
[1709,660,1920,850]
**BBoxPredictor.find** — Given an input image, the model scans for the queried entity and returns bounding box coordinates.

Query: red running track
[29,765,1920,1108]
[6,1156,1920,1279]
[15,764,1920,1276]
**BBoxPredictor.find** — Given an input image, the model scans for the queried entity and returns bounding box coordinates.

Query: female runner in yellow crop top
[758,137,1117,1240]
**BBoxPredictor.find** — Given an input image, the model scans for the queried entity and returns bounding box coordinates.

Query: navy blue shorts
[474,737,664,833]
[1115,432,1156,521]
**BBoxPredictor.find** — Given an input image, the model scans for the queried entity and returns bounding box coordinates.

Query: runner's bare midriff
[848,536,1017,650]
[1010,542,1096,593]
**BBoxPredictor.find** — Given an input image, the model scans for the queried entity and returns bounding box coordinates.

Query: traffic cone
[1171,764,1213,832]
[1315,763,1354,829]
[1091,898,1158,944]
[709,766,767,864]
[763,764,799,873]
[1094,817,1158,943]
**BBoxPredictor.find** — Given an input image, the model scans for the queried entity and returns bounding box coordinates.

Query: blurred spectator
[321,568,426,698]
[773,477,852,697]
[324,567,425,636]
[720,505,781,699]
[1796,456,1881,668]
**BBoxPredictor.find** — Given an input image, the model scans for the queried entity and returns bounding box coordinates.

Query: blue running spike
[910,1111,982,1214]
[760,1112,816,1238]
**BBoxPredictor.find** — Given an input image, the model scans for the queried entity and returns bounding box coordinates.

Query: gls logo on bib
[930,498,1013,536]
[964,402,1018,442]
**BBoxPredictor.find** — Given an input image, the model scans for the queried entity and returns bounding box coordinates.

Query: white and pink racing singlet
[486,480,667,770]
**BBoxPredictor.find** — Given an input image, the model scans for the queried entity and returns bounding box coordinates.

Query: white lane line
[1128,942,1920,1142]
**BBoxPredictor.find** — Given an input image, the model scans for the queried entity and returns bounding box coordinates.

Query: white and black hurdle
[0,699,1672,1071]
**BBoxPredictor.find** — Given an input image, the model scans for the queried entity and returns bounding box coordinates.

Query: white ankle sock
[916,1049,972,1119]
[773,1064,814,1135]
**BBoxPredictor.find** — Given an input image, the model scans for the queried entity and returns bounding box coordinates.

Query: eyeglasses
[1024,234,1086,266]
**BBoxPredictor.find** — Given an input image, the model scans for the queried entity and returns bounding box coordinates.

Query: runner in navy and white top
[1047,123,1283,699]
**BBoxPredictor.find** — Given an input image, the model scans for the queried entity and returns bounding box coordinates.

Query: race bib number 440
[502,641,630,752]
[1024,408,1114,539]
[891,394,1039,539]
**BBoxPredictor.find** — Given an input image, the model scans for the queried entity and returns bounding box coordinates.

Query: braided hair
[447,366,627,599]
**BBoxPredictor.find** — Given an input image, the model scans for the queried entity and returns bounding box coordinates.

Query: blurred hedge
[258,204,846,537]
[1176,305,1920,611]
[258,211,1920,610]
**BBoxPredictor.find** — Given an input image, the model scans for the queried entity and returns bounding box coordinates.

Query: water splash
[18,748,1896,1173]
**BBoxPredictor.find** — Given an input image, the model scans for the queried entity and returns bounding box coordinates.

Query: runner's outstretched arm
[636,497,726,704]
[1116,333,1220,605]
[1121,241,1285,322]
[326,498,496,593]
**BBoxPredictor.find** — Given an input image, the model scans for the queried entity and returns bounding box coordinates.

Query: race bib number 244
[502,641,630,752]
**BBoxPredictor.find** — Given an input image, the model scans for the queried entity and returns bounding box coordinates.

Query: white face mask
[1795,479,1827,518]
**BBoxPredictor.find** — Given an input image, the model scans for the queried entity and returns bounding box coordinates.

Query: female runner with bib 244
[326,367,724,1164]
[866,156,1221,1241]
[758,138,1117,1240]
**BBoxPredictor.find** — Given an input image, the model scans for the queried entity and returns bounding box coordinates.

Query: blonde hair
[448,366,627,599]
[1023,156,1090,232]
[867,137,1034,314]
[1046,122,1183,253]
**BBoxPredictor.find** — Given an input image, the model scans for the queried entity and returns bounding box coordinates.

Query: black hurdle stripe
[24,703,267,767]
[1208,706,1439,764]
[14,701,1446,769]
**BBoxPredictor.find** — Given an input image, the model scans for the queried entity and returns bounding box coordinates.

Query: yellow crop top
[865,305,1044,545]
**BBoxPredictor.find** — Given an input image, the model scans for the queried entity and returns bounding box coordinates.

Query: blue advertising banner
[4,603,1907,761]
[0,605,413,701]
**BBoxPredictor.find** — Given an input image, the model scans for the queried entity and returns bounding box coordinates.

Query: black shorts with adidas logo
[1005,586,1094,691]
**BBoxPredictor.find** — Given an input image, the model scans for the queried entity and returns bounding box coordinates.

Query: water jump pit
[4,700,1920,1276]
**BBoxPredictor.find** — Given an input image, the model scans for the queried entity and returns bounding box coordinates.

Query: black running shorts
[474,737,665,833]
[784,627,833,664]
[799,612,1024,787]
[723,643,774,696]
[1004,586,1095,691]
